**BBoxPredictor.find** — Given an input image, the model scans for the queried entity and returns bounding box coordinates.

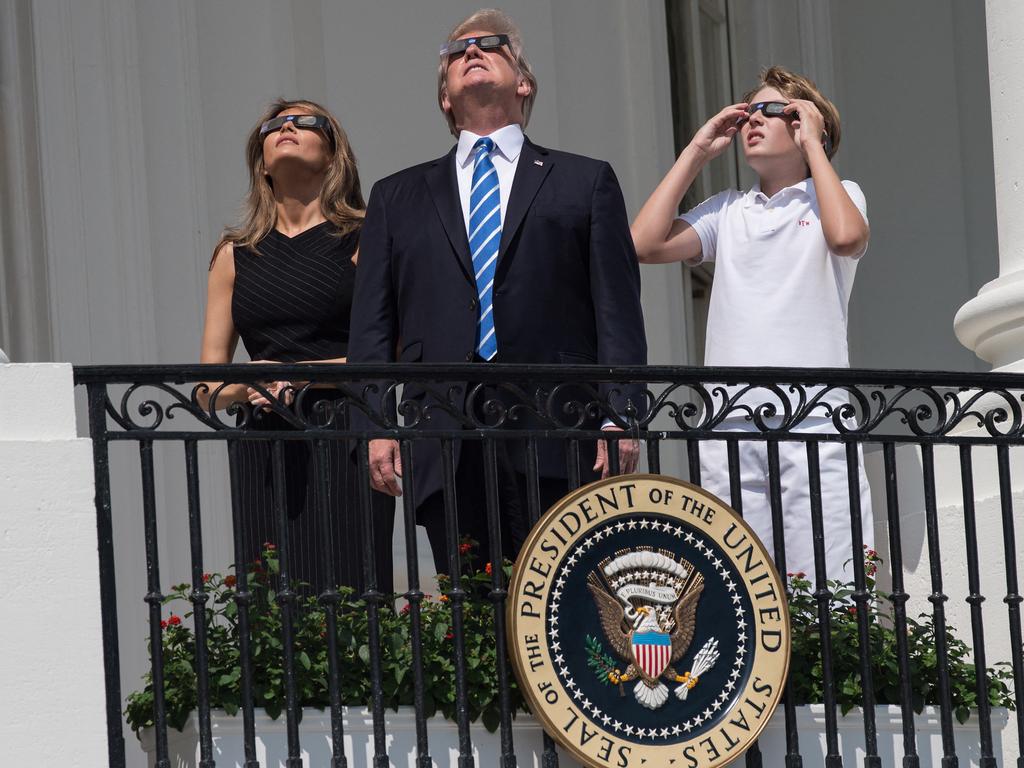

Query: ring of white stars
[547,518,750,742]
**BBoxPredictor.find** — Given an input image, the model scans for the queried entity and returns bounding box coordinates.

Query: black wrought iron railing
[74,363,1024,768]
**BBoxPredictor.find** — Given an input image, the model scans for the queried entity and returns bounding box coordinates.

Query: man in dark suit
[348,8,647,574]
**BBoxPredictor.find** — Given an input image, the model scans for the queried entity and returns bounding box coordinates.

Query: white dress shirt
[455,123,524,234]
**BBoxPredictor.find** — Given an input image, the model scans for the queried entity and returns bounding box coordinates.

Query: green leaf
[481,706,500,733]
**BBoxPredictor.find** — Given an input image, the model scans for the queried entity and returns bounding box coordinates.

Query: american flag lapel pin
[534,159,544,166]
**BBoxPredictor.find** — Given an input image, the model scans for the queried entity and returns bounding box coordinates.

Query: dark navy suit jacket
[348,137,647,509]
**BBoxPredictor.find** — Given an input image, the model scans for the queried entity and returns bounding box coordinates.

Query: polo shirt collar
[745,177,817,206]
[456,123,525,168]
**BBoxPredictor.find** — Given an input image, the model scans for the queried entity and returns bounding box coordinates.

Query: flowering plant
[125,541,523,733]
[127,544,1013,735]
[787,547,1015,722]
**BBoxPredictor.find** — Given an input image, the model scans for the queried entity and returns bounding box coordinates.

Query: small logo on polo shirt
[797,220,812,227]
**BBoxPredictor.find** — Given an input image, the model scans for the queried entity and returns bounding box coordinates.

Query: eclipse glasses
[439,34,510,59]
[735,100,832,154]
[260,114,331,137]
[736,101,794,125]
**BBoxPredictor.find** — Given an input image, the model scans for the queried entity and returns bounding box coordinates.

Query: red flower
[458,542,473,555]
[160,620,168,630]
[202,573,212,583]
[445,632,454,640]
[485,562,493,576]
[401,604,411,615]
[796,571,806,579]
[168,614,182,626]
[224,575,237,588]
[847,606,857,616]
[263,542,277,551]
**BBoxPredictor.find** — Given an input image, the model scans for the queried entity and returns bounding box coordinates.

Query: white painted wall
[0,364,107,766]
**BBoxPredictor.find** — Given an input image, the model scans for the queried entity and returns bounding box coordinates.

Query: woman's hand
[689,103,749,162]
[246,360,295,410]
[783,99,828,159]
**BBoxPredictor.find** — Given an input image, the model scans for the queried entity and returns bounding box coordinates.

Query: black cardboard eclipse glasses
[439,34,510,59]
[260,114,331,137]
[736,101,794,125]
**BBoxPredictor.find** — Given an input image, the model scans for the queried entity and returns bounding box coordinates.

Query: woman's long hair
[214,98,364,258]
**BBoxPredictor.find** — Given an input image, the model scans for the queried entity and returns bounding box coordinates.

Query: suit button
[469,298,478,311]
[465,352,474,362]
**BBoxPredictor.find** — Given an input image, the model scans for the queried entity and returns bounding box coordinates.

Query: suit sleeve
[349,181,396,363]
[588,162,648,418]
[348,181,397,427]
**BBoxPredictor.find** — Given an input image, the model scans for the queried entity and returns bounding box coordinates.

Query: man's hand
[688,103,749,162]
[369,438,403,496]
[783,99,828,159]
[593,426,640,479]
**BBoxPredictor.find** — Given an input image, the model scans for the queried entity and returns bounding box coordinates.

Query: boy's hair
[742,66,841,160]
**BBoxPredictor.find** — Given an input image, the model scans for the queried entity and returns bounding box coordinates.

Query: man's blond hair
[437,9,538,137]
[743,66,841,159]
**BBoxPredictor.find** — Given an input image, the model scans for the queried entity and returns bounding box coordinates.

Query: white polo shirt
[679,178,867,369]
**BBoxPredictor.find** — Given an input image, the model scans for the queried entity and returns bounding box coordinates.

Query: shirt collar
[456,123,525,168]
[745,177,816,206]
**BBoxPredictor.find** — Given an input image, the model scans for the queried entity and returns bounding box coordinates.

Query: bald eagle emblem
[587,547,719,710]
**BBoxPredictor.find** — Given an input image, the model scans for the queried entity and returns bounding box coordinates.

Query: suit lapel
[424,148,473,282]
[498,138,553,265]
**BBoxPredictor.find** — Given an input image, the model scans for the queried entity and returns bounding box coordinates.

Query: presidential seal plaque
[508,475,789,768]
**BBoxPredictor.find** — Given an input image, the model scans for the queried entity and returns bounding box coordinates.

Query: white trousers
[698,417,874,584]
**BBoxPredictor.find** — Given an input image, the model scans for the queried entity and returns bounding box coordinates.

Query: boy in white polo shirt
[631,66,872,584]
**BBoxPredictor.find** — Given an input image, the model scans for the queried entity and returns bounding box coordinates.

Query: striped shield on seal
[631,631,671,680]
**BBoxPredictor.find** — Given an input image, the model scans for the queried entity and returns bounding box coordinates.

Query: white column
[0,364,108,766]
[954,0,1024,370]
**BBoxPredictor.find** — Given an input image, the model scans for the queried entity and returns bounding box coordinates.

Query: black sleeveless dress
[230,222,394,595]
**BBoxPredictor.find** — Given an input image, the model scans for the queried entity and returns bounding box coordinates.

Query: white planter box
[752,705,1011,767]
[140,709,585,768]
[140,705,1010,768]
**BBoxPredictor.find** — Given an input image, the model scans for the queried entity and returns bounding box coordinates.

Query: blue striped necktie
[470,137,500,360]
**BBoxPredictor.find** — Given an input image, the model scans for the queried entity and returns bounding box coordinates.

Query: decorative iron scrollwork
[86,369,1024,440]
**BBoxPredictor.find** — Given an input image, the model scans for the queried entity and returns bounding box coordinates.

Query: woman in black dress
[198,98,393,594]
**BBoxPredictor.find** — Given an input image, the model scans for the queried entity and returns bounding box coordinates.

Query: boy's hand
[783,99,828,159]
[689,103,748,162]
